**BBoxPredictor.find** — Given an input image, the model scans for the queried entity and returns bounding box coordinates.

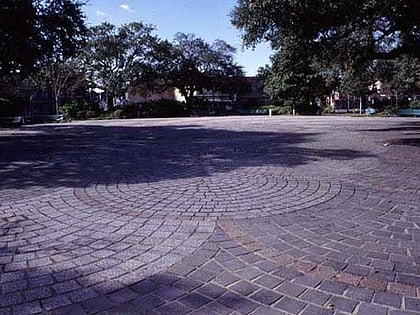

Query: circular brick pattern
[1,116,419,314]
[71,168,346,220]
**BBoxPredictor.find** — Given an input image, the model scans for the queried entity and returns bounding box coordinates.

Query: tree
[156,33,243,107]
[0,0,86,77]
[30,57,87,113]
[0,0,37,78]
[83,22,158,109]
[232,0,420,106]
[0,0,87,107]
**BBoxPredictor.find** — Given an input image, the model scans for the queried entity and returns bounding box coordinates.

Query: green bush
[260,104,293,115]
[141,100,188,118]
[408,99,420,109]
[76,110,98,119]
[0,98,13,116]
[322,104,334,114]
[111,109,125,119]
[0,97,26,116]
[60,101,89,118]
[276,106,293,115]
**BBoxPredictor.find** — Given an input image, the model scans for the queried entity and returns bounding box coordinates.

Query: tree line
[232,0,420,111]
[2,0,419,117]
[0,0,243,116]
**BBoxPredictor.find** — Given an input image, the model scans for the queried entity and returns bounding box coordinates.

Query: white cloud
[96,10,107,17]
[119,4,135,12]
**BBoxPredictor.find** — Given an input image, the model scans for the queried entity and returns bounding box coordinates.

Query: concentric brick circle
[69,166,347,220]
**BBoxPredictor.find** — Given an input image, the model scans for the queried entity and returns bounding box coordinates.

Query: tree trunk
[55,94,59,115]
[107,91,114,111]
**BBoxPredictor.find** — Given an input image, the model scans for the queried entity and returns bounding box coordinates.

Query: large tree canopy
[0,0,86,102]
[232,0,420,106]
[232,0,420,61]
[0,0,86,77]
[83,22,158,108]
[155,33,243,106]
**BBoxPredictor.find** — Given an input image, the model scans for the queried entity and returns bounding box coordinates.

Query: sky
[82,0,273,76]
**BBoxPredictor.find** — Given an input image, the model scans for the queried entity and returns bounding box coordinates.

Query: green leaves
[232,0,420,105]
[83,22,158,105]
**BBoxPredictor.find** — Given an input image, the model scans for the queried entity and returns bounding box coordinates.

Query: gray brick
[318,280,348,294]
[405,297,420,312]
[197,283,227,299]
[274,296,306,314]
[42,296,72,311]
[130,294,165,311]
[52,280,80,294]
[273,267,301,280]
[0,293,23,308]
[155,286,185,300]
[293,274,322,288]
[344,286,374,302]
[230,281,259,296]
[249,289,282,305]
[275,282,306,297]
[81,296,116,313]
[253,275,283,289]
[108,288,138,303]
[2,280,27,293]
[179,292,211,308]
[373,292,402,308]
[300,289,331,306]
[357,303,388,315]
[11,302,42,315]
[329,296,358,313]
[156,301,191,314]
[301,305,334,315]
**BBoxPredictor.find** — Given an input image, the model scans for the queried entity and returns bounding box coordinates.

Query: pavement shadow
[0,123,375,191]
[358,121,420,148]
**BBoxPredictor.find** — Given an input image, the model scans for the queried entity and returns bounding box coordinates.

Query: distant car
[365,107,376,115]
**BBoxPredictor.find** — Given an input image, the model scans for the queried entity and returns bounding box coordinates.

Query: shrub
[0,98,13,116]
[141,100,188,118]
[76,110,98,119]
[60,101,89,118]
[111,109,125,119]
[277,106,293,115]
[322,104,334,114]
[408,99,420,109]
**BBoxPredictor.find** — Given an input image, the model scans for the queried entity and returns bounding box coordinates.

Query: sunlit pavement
[1,116,420,314]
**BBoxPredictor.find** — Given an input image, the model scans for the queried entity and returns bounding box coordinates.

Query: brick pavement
[0,116,419,314]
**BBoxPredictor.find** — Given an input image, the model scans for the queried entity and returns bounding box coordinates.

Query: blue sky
[82,0,272,76]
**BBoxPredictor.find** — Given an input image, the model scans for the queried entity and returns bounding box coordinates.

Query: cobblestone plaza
[1,116,419,314]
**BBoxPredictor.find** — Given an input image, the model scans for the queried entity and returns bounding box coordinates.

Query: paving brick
[42,296,72,311]
[253,275,283,289]
[11,302,42,315]
[344,286,374,302]
[130,294,165,311]
[328,296,358,313]
[179,292,211,308]
[300,289,331,306]
[318,280,348,294]
[275,282,306,297]
[405,297,420,312]
[292,274,322,288]
[1,117,420,314]
[373,291,403,308]
[274,296,306,314]
[0,293,23,308]
[249,289,282,305]
[155,301,192,314]
[230,281,260,296]
[357,303,388,315]
[301,304,334,315]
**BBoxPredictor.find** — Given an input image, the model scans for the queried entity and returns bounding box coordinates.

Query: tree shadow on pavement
[0,123,376,192]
